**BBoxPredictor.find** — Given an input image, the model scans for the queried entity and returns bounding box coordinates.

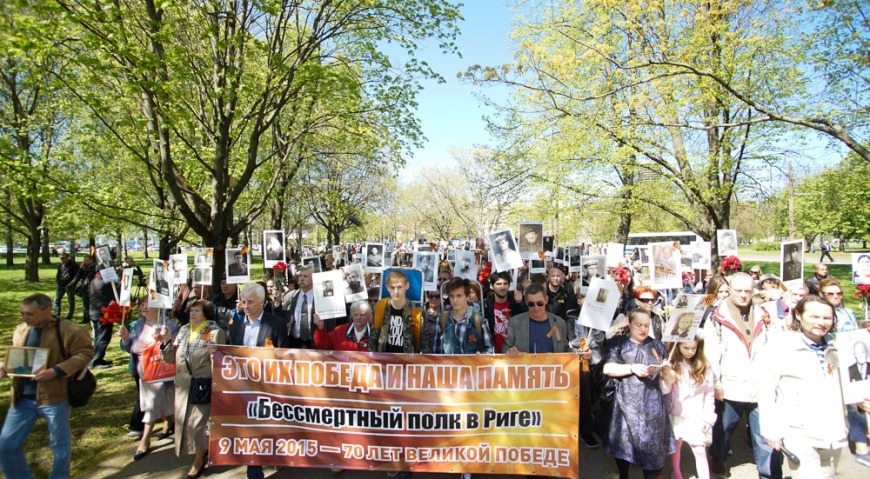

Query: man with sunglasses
[503,284,572,356]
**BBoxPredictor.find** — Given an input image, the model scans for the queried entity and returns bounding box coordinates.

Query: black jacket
[56,261,80,288]
[227,311,289,348]
[483,293,528,338]
[546,283,577,321]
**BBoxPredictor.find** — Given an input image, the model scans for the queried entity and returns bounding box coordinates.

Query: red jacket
[313,323,371,352]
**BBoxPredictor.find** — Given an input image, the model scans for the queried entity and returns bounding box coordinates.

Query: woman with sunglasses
[818,278,859,333]
[602,308,675,479]
[631,287,664,340]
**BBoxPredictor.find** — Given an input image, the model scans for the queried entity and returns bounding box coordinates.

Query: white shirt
[243,311,263,347]
[293,290,314,338]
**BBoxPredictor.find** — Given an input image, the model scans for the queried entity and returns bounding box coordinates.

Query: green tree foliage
[773,155,870,245]
[0,3,72,281]
[465,0,799,257]
[49,0,461,288]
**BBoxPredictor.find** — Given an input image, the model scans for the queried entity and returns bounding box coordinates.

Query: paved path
[84,421,866,479]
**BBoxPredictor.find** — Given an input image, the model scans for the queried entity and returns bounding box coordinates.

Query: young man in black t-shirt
[370,270,422,354]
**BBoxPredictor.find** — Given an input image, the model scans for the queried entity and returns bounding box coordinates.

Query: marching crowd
[2,240,870,479]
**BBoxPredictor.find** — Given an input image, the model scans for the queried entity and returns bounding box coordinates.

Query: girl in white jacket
[662,338,716,479]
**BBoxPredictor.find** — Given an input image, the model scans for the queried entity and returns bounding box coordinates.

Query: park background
[1,0,868,477]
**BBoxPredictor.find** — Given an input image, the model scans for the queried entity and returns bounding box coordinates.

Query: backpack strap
[374,298,389,330]
[410,308,422,352]
[56,318,68,360]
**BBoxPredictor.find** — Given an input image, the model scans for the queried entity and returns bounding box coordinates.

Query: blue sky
[401,1,846,185]
[402,0,516,174]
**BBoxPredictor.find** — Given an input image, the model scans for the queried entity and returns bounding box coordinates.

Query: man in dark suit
[227,283,287,479]
[850,341,869,382]
[282,265,334,348]
[228,283,288,349]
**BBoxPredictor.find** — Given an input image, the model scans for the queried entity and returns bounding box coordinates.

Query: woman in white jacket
[758,295,845,478]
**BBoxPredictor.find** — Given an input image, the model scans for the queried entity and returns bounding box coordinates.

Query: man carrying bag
[0,293,94,479]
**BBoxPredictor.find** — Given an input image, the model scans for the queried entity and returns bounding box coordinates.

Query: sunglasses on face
[636,297,655,304]
[526,301,546,307]
[750,271,761,275]
[823,292,843,297]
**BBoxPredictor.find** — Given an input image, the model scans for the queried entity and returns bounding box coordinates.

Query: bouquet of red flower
[720,256,742,274]
[99,301,133,325]
[478,262,492,285]
[855,285,870,324]
[272,260,289,294]
[610,266,631,288]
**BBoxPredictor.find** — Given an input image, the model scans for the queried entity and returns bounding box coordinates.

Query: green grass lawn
[0,259,139,478]
[0,254,865,478]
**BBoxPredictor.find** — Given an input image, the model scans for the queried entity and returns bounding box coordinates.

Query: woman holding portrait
[158,300,225,479]
[120,297,178,460]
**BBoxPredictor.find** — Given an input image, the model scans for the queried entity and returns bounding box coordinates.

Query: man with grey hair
[704,272,782,479]
[227,283,287,479]
[313,300,373,351]
[805,263,831,296]
[228,283,288,349]
[0,293,94,479]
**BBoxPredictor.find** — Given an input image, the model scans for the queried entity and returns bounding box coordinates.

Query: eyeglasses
[526,301,546,307]
[823,292,843,298]
[749,270,761,275]
[636,297,655,304]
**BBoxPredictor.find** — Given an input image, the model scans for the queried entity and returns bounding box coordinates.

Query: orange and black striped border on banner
[209,346,580,478]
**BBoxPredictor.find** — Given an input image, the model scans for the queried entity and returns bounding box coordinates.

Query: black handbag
[186,353,211,404]
[56,319,97,407]
[599,376,619,403]
[188,376,212,404]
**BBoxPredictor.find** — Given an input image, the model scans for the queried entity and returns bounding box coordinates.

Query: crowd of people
[2,239,870,479]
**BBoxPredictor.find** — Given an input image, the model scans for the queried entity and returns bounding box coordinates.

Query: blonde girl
[662,339,716,479]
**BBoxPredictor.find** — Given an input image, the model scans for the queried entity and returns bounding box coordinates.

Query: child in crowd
[662,339,716,479]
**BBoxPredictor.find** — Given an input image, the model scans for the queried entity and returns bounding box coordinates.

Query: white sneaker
[127,430,143,438]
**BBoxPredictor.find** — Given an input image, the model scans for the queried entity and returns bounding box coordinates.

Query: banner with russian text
[209,347,580,478]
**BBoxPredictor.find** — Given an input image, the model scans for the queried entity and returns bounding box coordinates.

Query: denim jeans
[0,399,71,479]
[847,404,868,443]
[711,399,782,478]
[54,285,75,319]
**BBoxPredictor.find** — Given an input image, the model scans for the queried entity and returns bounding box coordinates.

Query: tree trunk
[159,235,179,259]
[211,241,227,292]
[41,227,51,264]
[143,227,149,259]
[5,204,13,266]
[25,224,40,282]
[117,230,124,259]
